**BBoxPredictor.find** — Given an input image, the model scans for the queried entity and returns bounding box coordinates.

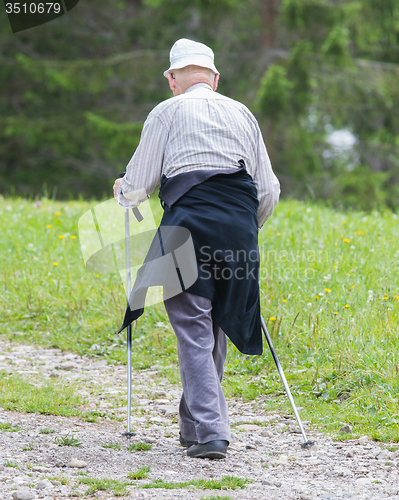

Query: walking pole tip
[301,440,315,449]
[122,431,136,439]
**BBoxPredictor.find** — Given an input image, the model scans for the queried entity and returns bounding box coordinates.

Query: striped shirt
[118,83,280,228]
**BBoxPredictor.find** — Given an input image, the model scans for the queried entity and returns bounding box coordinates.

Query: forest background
[0,0,399,211]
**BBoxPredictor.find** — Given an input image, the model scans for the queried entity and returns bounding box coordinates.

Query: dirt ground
[1,339,399,500]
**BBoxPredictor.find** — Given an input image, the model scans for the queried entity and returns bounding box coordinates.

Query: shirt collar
[185,83,213,93]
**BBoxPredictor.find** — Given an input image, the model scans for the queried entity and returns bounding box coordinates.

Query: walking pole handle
[118,172,143,222]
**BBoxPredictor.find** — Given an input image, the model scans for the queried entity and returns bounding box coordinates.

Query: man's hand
[113,178,123,201]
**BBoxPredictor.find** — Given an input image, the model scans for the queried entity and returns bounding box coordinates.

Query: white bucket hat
[163,38,219,78]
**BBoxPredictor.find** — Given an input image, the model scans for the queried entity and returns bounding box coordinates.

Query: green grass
[45,476,70,485]
[22,445,34,451]
[39,428,56,434]
[6,460,19,468]
[0,422,22,432]
[77,477,134,496]
[127,466,151,480]
[1,196,399,441]
[142,476,250,490]
[101,442,122,450]
[127,442,152,452]
[55,433,82,447]
[0,372,84,417]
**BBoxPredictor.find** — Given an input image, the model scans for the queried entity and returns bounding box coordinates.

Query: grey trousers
[164,291,231,444]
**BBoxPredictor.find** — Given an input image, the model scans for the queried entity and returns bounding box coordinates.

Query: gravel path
[0,339,398,500]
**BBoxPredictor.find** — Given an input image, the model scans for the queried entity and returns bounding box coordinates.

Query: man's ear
[213,74,219,92]
[167,72,176,92]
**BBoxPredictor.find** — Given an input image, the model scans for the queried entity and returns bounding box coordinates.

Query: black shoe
[187,440,228,459]
[179,432,198,448]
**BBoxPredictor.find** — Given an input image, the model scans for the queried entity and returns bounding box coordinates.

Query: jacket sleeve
[252,127,280,229]
[117,114,168,208]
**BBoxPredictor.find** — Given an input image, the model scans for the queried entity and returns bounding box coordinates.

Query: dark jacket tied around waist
[120,168,262,355]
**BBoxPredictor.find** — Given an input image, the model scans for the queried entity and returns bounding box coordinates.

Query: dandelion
[315,296,320,299]
[394,296,399,300]
[345,304,350,308]
[333,265,337,269]
[59,235,64,239]
[277,233,281,236]
[343,238,350,243]
[324,288,331,293]
[95,274,99,278]
[283,299,287,303]
[343,221,346,224]
[382,297,388,300]
[333,312,338,315]
[269,317,276,321]
[52,262,58,266]
[54,212,60,216]
[346,273,351,276]
[71,236,76,239]
[47,225,52,229]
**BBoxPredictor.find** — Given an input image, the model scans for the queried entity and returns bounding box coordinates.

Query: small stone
[31,466,49,472]
[236,424,262,432]
[69,458,87,468]
[53,460,66,468]
[376,448,390,460]
[12,490,35,500]
[159,405,178,417]
[357,436,368,446]
[261,429,274,438]
[36,479,53,490]
[55,362,77,371]
[262,480,273,486]
[340,424,353,433]
[246,444,256,450]
[355,477,370,487]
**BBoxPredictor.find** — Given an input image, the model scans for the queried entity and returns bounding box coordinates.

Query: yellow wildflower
[52,262,58,266]
[269,317,276,321]
[47,225,52,229]
[324,288,331,292]
[59,235,64,239]
[54,212,60,216]
[71,236,76,239]
[343,238,350,243]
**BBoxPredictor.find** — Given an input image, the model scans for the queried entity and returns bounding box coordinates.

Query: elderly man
[114,38,280,459]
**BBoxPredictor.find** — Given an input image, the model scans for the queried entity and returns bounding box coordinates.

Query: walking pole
[261,316,314,449]
[122,207,135,440]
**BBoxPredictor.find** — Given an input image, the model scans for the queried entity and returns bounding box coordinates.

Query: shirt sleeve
[117,114,168,208]
[252,127,280,230]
